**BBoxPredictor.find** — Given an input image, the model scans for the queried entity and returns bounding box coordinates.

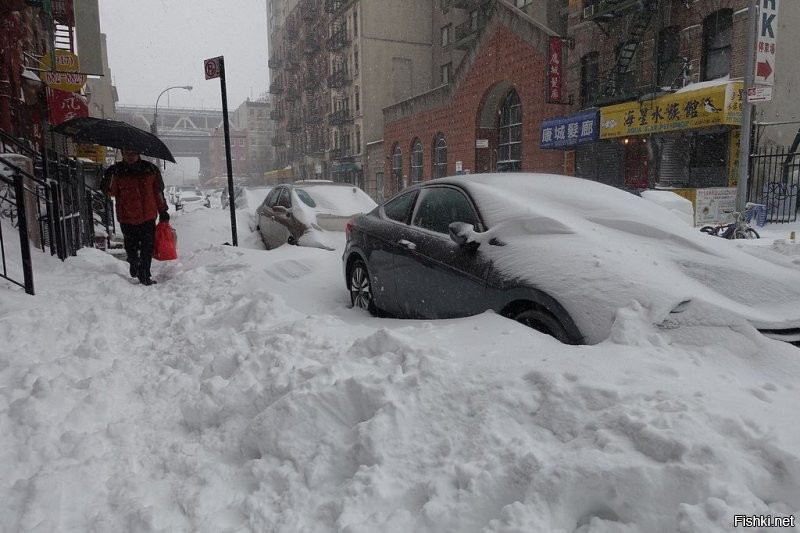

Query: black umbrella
[52,117,176,163]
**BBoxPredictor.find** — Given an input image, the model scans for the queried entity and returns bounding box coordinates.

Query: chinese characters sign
[47,88,88,126]
[755,0,778,85]
[599,81,743,139]
[547,37,563,103]
[540,110,599,149]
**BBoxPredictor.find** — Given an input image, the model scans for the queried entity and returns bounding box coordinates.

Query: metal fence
[748,146,799,223]
[0,129,114,294]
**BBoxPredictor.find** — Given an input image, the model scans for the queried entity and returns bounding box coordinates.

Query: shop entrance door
[624,139,648,188]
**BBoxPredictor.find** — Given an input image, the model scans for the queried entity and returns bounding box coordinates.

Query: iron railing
[748,146,799,223]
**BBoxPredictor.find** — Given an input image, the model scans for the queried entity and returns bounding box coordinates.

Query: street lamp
[152,85,193,135]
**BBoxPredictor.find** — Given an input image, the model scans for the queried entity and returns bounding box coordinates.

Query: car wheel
[512,307,571,343]
[349,260,377,315]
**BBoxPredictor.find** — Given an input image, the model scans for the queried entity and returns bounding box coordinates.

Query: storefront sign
[47,88,88,125]
[76,144,106,163]
[540,110,599,149]
[599,81,743,139]
[547,36,563,103]
[38,50,86,92]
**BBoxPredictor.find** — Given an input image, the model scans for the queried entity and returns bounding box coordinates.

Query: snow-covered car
[175,191,211,212]
[343,172,800,345]
[257,181,377,250]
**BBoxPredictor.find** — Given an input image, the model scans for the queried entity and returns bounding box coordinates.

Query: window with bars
[392,144,403,192]
[497,90,521,172]
[411,139,423,184]
[433,134,448,179]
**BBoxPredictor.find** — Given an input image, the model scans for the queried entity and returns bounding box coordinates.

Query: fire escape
[583,0,660,103]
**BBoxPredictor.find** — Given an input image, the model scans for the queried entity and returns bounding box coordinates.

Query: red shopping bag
[153,221,178,261]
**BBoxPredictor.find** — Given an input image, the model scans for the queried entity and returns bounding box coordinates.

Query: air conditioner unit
[582,4,594,19]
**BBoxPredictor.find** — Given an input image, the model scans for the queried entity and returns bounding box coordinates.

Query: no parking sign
[204,56,222,80]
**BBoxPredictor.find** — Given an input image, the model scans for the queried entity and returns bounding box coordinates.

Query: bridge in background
[114,105,231,176]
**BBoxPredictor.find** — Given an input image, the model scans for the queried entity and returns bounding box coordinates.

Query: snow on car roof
[295,183,377,216]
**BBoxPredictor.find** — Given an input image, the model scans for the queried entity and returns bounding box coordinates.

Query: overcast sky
[97,0,270,110]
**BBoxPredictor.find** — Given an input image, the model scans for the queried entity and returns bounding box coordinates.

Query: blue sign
[540,110,599,149]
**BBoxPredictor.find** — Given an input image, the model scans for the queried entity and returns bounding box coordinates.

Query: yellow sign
[599,81,743,139]
[38,50,87,92]
[76,144,106,164]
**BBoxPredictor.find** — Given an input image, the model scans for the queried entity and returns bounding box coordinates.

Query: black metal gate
[1,129,114,294]
[748,146,799,223]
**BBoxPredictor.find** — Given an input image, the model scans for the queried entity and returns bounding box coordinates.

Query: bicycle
[699,203,761,240]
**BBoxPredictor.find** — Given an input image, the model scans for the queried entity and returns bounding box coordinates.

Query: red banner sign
[548,37,563,103]
[47,88,88,126]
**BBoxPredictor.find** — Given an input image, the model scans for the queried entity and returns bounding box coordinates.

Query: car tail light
[345,219,353,240]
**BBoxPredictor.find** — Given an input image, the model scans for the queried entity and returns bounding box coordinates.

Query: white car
[256,181,377,250]
[175,190,211,212]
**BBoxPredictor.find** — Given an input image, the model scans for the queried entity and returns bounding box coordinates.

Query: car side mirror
[449,221,479,248]
[272,205,292,218]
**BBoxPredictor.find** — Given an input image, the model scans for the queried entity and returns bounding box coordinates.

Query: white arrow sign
[755,0,779,85]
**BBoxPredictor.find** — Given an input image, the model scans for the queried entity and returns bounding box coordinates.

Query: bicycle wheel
[733,228,759,239]
[700,226,717,235]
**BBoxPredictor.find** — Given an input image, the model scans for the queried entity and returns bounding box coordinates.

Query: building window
[411,138,423,184]
[441,24,451,47]
[354,45,359,74]
[356,125,361,154]
[353,11,358,37]
[440,63,452,85]
[392,143,403,192]
[657,26,682,88]
[703,9,732,81]
[355,85,360,112]
[497,89,521,172]
[580,52,599,107]
[433,134,448,179]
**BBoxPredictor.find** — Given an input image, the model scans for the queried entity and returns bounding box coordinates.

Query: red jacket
[105,160,168,225]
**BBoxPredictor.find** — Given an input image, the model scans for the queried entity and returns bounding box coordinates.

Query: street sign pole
[737,0,758,211]
[205,55,238,246]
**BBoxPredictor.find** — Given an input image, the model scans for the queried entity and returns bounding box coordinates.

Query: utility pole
[737,0,758,211]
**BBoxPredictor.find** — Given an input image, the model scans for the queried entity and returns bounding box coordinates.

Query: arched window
[391,143,403,193]
[411,138,423,184]
[703,9,732,81]
[433,134,448,179]
[497,89,522,172]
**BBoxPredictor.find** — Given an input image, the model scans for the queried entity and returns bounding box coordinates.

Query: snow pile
[1,208,799,532]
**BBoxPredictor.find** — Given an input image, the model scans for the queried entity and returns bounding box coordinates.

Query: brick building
[209,128,250,179]
[383,3,567,199]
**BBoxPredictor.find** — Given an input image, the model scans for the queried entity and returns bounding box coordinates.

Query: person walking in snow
[102,148,169,286]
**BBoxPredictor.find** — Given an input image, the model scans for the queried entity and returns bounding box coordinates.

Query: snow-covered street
[2,208,800,532]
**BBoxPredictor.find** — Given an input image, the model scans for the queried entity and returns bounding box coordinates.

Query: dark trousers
[120,219,156,279]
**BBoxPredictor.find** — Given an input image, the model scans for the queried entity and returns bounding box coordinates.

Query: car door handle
[398,239,417,251]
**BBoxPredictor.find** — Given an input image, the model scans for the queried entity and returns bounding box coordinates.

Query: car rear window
[295,188,316,208]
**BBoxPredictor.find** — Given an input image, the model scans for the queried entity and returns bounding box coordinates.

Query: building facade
[232,96,275,182]
[209,128,250,179]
